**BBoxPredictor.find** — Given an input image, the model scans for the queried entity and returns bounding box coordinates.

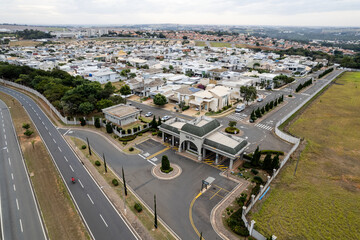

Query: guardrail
[241,70,344,240]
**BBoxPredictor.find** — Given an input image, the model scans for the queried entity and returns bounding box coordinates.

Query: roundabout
[151,163,182,180]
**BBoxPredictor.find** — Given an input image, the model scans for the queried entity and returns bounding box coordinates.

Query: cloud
[0,0,359,26]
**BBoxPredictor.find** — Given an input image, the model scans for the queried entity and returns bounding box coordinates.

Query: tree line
[250,95,284,121]
[16,29,53,40]
[0,62,124,116]
[295,79,313,92]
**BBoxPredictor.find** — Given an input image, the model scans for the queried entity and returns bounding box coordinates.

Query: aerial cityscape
[0,1,359,240]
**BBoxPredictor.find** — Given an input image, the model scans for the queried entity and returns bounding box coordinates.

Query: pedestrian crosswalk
[255,123,273,131]
[227,113,247,121]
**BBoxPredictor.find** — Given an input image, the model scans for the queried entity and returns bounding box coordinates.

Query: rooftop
[102,104,140,118]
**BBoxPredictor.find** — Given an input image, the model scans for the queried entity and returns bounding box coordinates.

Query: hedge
[118,135,137,142]
[112,179,119,186]
[225,127,240,134]
[260,150,284,156]
[95,161,101,166]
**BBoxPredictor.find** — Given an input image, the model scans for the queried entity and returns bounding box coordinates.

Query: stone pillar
[250,220,255,235]
[215,153,219,165]
[73,117,77,124]
[273,169,277,178]
[198,147,202,161]
[229,158,234,170]
[267,175,271,183]
[178,142,182,152]
[171,135,174,146]
[203,148,206,159]
[260,185,264,194]
[162,132,165,142]
[92,117,95,125]
[242,206,247,218]
[251,194,255,205]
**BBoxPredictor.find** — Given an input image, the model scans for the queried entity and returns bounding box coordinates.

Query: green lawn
[251,72,360,239]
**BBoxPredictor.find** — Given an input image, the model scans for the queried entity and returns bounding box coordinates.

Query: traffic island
[152,164,182,180]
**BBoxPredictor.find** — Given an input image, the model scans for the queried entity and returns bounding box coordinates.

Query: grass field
[210,42,232,48]
[0,92,89,240]
[251,72,360,239]
[9,40,41,47]
[195,41,206,47]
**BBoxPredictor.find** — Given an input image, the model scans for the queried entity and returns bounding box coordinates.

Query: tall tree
[262,153,272,170]
[153,93,167,106]
[240,86,257,105]
[271,153,280,170]
[251,146,261,166]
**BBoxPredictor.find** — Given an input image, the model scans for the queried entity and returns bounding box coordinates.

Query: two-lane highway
[0,86,139,240]
[0,99,47,240]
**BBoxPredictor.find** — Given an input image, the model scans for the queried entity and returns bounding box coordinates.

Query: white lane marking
[42,121,45,125]
[19,219,23,232]
[39,117,41,120]
[147,160,157,166]
[87,194,94,205]
[64,156,68,162]
[8,157,11,166]
[52,138,56,143]
[69,165,74,172]
[4,134,6,140]
[138,154,146,159]
[4,141,7,146]
[11,173,14,180]
[45,126,48,130]
[13,184,16,191]
[99,214,108,227]
[2,129,5,133]
[16,198,19,210]
[78,179,84,188]
[49,132,52,136]
[6,148,8,153]
[58,146,62,152]
[63,129,71,136]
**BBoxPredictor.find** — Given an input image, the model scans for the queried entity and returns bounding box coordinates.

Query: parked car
[257,97,263,102]
[145,112,153,117]
[235,104,245,113]
[161,115,171,121]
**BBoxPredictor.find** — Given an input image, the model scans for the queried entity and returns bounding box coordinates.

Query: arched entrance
[180,140,198,155]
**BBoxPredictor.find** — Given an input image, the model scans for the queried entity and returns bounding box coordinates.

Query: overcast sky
[1,0,360,27]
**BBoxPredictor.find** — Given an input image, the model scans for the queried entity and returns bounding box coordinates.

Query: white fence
[242,70,344,239]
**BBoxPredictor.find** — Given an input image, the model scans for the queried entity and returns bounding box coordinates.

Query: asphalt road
[0,86,139,240]
[0,99,47,240]
[63,129,238,240]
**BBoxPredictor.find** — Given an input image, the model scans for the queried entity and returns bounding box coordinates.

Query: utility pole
[154,194,158,229]
[86,137,92,156]
[103,153,107,173]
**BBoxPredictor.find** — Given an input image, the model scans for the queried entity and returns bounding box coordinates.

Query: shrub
[182,105,190,111]
[24,129,34,137]
[94,117,101,128]
[243,154,252,161]
[127,129,131,134]
[288,94,293,97]
[22,123,30,129]
[138,133,142,136]
[251,183,261,196]
[225,127,240,134]
[129,147,134,152]
[243,162,252,168]
[95,161,101,166]
[152,132,157,136]
[253,176,264,184]
[112,179,119,186]
[122,130,126,134]
[118,135,137,142]
[134,203,143,213]
[251,169,259,175]
[123,142,127,145]
[157,131,162,137]
[81,145,87,149]
[106,123,113,134]
[79,117,86,126]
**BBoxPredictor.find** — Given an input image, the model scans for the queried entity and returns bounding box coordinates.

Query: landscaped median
[66,136,176,240]
[0,92,89,240]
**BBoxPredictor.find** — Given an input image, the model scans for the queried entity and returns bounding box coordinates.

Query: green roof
[181,119,220,137]
[204,138,247,156]
[160,123,180,134]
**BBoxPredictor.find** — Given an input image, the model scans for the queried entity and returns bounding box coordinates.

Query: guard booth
[202,177,215,191]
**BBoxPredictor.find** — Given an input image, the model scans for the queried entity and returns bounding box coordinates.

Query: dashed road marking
[19,219,23,232]
[100,214,108,227]
[78,179,84,188]
[87,194,94,204]
[16,198,19,210]
[69,165,74,172]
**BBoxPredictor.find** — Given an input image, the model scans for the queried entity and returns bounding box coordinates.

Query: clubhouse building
[159,116,248,169]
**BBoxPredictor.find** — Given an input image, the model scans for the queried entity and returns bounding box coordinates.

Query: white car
[145,112,153,117]
[161,115,171,121]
